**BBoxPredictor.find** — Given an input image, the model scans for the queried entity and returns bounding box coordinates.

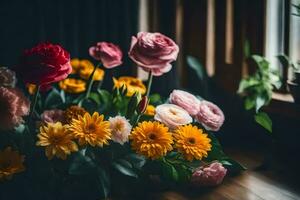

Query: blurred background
[0,0,300,163]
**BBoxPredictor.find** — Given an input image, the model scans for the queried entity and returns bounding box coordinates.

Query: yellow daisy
[68,112,111,147]
[144,105,155,116]
[0,147,25,181]
[113,76,146,96]
[36,122,78,160]
[130,121,173,160]
[59,78,86,93]
[173,124,212,161]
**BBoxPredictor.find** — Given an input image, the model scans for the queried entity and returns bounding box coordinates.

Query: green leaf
[112,159,138,178]
[251,55,269,71]
[89,92,101,105]
[245,97,255,110]
[277,54,291,68]
[149,93,161,104]
[125,154,146,169]
[14,124,26,134]
[175,165,191,182]
[254,112,272,132]
[60,90,66,103]
[187,56,205,80]
[205,131,227,161]
[255,95,267,112]
[69,151,96,175]
[220,158,246,173]
[96,166,110,198]
[161,160,179,181]
[44,88,63,108]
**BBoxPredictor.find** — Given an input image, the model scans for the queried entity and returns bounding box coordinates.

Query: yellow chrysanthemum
[130,121,173,160]
[36,122,78,160]
[79,67,105,81]
[173,124,212,161]
[69,112,111,147]
[144,105,155,116]
[64,105,87,124]
[113,76,146,96]
[71,58,95,74]
[70,58,81,74]
[0,147,25,181]
[59,78,86,93]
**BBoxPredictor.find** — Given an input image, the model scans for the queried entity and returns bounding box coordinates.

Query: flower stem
[85,63,100,98]
[29,85,40,120]
[146,71,153,98]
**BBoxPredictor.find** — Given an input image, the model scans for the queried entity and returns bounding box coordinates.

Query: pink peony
[0,87,30,130]
[0,67,17,88]
[154,104,192,129]
[169,90,201,116]
[89,42,123,68]
[191,162,227,186]
[195,101,225,131]
[128,32,179,76]
[40,109,66,124]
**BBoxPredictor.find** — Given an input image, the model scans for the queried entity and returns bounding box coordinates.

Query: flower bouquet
[0,32,244,199]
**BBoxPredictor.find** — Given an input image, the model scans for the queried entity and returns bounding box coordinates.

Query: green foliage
[254,112,272,133]
[238,55,281,132]
[187,56,205,80]
[112,159,138,178]
[44,88,65,109]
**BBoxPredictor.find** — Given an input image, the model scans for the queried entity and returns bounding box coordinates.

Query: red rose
[128,32,179,76]
[15,42,72,86]
[89,42,123,68]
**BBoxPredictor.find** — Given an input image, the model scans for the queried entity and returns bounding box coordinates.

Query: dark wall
[0,0,139,88]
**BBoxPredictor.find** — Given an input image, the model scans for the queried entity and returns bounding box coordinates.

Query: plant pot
[287,80,300,104]
[293,71,300,84]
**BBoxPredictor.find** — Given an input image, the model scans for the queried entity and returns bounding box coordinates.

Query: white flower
[109,116,132,145]
[154,104,193,129]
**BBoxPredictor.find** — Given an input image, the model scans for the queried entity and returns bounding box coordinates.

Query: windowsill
[271,92,294,103]
[264,92,300,118]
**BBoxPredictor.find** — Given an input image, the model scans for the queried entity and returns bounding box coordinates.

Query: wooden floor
[150,148,300,200]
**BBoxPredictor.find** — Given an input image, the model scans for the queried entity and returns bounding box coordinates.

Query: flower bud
[137,96,149,114]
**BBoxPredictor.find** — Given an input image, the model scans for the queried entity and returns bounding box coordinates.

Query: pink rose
[0,87,30,130]
[191,162,227,186]
[154,104,192,129]
[169,90,201,116]
[0,67,17,88]
[40,109,66,124]
[128,32,179,76]
[89,42,123,68]
[195,101,225,131]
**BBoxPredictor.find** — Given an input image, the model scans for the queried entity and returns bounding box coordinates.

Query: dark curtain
[0,0,139,89]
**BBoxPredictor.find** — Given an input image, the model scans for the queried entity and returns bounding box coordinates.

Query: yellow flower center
[115,122,124,132]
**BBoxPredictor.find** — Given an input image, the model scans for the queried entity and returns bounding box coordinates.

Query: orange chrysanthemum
[174,124,212,161]
[130,121,173,159]
[68,112,111,147]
